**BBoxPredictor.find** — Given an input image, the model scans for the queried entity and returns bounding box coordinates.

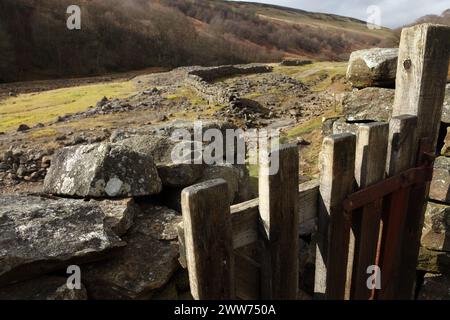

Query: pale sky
[230,0,450,28]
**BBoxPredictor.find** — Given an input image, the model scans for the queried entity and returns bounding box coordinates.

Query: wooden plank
[299,179,319,224]
[314,133,356,300]
[351,122,389,300]
[392,24,450,299]
[235,251,261,300]
[377,115,417,300]
[181,179,235,300]
[177,222,187,269]
[231,198,259,249]
[259,144,299,299]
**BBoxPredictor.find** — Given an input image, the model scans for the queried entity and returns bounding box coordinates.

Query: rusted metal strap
[343,165,434,212]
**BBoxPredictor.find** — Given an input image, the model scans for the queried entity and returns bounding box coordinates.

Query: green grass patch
[286,117,323,138]
[243,92,263,100]
[29,128,58,139]
[274,61,348,92]
[166,87,207,106]
[0,81,137,132]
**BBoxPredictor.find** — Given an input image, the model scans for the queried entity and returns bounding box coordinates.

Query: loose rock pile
[0,147,53,185]
[280,59,313,67]
[0,120,252,300]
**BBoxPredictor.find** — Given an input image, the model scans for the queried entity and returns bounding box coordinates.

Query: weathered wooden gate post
[181,179,235,300]
[391,23,450,299]
[259,144,299,299]
[314,133,356,299]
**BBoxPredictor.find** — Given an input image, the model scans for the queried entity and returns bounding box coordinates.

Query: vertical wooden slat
[234,251,260,300]
[350,122,389,300]
[392,24,450,299]
[377,115,417,300]
[181,179,235,300]
[259,144,299,299]
[314,133,356,300]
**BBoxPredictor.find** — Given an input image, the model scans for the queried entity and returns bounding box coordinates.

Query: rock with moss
[43,143,162,197]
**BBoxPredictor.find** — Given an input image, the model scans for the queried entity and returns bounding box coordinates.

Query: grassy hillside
[0,0,398,83]
[0,81,137,132]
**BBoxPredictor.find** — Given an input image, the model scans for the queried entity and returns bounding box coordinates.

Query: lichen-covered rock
[94,198,138,236]
[346,48,398,89]
[418,274,450,300]
[0,195,125,286]
[421,201,450,252]
[0,276,88,300]
[82,205,182,300]
[114,135,203,188]
[43,143,162,197]
[417,247,450,275]
[322,116,343,136]
[155,163,251,212]
[341,87,394,122]
[332,119,360,135]
[199,164,249,204]
[441,84,450,124]
[429,157,450,204]
[441,127,450,156]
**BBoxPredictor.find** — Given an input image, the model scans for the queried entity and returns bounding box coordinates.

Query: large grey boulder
[0,195,126,286]
[0,276,88,300]
[346,48,398,89]
[114,135,203,188]
[43,143,162,197]
[82,205,182,299]
[429,157,450,204]
[341,87,394,122]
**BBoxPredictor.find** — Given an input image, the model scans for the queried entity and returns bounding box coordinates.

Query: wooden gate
[178,23,450,300]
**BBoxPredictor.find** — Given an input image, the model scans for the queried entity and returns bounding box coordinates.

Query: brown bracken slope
[0,0,399,83]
